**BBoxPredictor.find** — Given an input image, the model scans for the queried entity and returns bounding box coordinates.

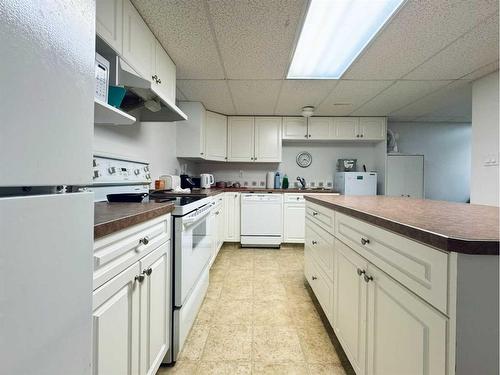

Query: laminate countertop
[305,195,499,255]
[150,188,339,197]
[94,201,175,239]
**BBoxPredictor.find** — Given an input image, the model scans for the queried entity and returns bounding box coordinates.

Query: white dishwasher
[240,193,283,247]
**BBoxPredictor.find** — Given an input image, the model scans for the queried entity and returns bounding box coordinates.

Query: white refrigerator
[334,172,378,195]
[0,1,95,374]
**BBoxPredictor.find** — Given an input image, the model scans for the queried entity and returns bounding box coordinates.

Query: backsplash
[197,142,387,190]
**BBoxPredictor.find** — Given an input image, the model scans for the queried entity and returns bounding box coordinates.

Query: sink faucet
[297,176,306,189]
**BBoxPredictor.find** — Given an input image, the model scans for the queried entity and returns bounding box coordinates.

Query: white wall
[200,142,386,192]
[470,71,499,206]
[93,120,196,181]
[388,122,471,202]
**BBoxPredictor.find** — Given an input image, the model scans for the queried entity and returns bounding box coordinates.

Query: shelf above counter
[94,99,136,125]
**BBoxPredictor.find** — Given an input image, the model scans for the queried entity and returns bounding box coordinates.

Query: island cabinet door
[92,262,141,375]
[333,241,369,375]
[365,265,447,375]
[139,243,171,375]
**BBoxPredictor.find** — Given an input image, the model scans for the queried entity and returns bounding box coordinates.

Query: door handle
[139,236,150,245]
[135,274,145,283]
[311,276,317,280]
[143,267,153,276]
[364,274,373,283]
[360,237,370,245]
[312,240,317,245]
[357,268,366,276]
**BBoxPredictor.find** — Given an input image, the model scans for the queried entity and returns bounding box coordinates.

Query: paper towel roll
[266,172,275,189]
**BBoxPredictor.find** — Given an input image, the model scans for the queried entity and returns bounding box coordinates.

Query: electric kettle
[200,174,215,188]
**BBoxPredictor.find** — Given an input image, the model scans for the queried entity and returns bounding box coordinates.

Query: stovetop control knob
[145,173,151,180]
[93,170,100,179]
[134,169,140,175]
[144,166,149,172]
[108,167,116,174]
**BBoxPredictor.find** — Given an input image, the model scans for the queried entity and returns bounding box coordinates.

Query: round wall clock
[296,151,312,168]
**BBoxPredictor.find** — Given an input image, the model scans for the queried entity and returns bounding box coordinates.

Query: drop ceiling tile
[390,80,472,119]
[274,80,338,115]
[344,0,499,79]
[132,0,225,79]
[228,80,282,115]
[460,60,499,81]
[405,15,499,80]
[207,0,307,79]
[177,80,236,114]
[315,80,394,116]
[352,80,452,116]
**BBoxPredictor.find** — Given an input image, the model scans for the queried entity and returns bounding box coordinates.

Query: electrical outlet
[259,181,265,187]
[252,181,257,186]
[318,181,324,188]
[484,153,499,167]
[243,181,248,186]
[326,181,333,188]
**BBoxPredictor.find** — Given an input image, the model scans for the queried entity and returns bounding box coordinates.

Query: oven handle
[182,208,211,228]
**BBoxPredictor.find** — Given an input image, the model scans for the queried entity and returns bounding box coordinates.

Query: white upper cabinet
[282,117,308,140]
[254,117,282,162]
[122,0,155,81]
[358,117,386,140]
[227,117,255,162]
[177,102,206,158]
[205,111,228,161]
[308,117,334,140]
[152,40,176,105]
[333,117,360,140]
[96,0,123,54]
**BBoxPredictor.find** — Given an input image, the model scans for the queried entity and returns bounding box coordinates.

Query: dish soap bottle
[282,174,289,189]
[274,172,281,189]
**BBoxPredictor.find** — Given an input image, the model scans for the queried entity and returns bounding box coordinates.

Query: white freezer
[334,172,378,196]
[0,193,93,375]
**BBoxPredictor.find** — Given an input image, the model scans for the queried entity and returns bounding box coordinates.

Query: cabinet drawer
[305,219,334,278]
[305,249,333,324]
[306,201,335,234]
[335,212,448,313]
[93,214,171,290]
[284,193,305,203]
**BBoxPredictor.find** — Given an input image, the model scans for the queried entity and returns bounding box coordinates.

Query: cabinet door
[205,111,228,161]
[283,203,305,243]
[386,155,424,198]
[227,117,255,162]
[332,117,359,140]
[122,0,155,81]
[217,200,225,251]
[255,117,282,162]
[282,117,308,140]
[366,265,447,375]
[93,262,141,375]
[333,240,368,375]
[308,117,334,140]
[139,243,171,375]
[176,102,205,158]
[224,193,240,241]
[153,40,176,104]
[96,0,123,54]
[359,117,386,140]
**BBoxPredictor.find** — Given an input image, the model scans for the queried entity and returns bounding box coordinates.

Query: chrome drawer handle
[312,211,318,216]
[139,236,150,245]
[360,237,370,245]
[135,274,145,283]
[357,268,365,276]
[311,276,317,280]
[312,240,318,245]
[364,274,373,283]
[143,267,153,276]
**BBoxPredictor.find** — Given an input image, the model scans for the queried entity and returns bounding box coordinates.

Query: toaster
[159,175,181,190]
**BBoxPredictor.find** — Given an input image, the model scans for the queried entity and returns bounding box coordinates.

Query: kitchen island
[304,195,499,375]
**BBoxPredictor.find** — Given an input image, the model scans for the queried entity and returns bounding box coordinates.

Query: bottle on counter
[274,171,281,189]
[282,174,289,189]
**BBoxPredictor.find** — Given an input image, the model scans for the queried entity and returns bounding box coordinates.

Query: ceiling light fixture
[287,0,405,79]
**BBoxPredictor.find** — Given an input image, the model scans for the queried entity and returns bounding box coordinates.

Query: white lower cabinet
[283,202,305,242]
[366,264,447,375]
[333,240,368,375]
[224,192,240,241]
[93,215,171,375]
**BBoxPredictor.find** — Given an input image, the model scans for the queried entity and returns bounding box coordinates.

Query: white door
[227,117,255,162]
[153,40,176,104]
[255,117,282,162]
[139,243,171,375]
[122,0,155,81]
[366,265,447,375]
[93,262,141,375]
[283,203,305,243]
[205,111,228,161]
[308,117,334,140]
[1,193,93,375]
[332,117,360,140]
[282,117,308,140]
[1,0,94,186]
[224,192,241,241]
[358,117,386,140]
[96,0,123,54]
[333,240,368,375]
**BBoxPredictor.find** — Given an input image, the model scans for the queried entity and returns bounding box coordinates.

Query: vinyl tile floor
[157,244,353,375]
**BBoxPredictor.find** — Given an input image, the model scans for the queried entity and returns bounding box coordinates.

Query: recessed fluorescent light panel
[287,0,405,79]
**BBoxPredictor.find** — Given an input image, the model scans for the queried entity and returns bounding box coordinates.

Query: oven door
[174,207,213,306]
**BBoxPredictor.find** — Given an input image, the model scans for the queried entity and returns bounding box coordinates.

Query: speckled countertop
[150,188,339,197]
[306,195,499,255]
[94,201,175,239]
